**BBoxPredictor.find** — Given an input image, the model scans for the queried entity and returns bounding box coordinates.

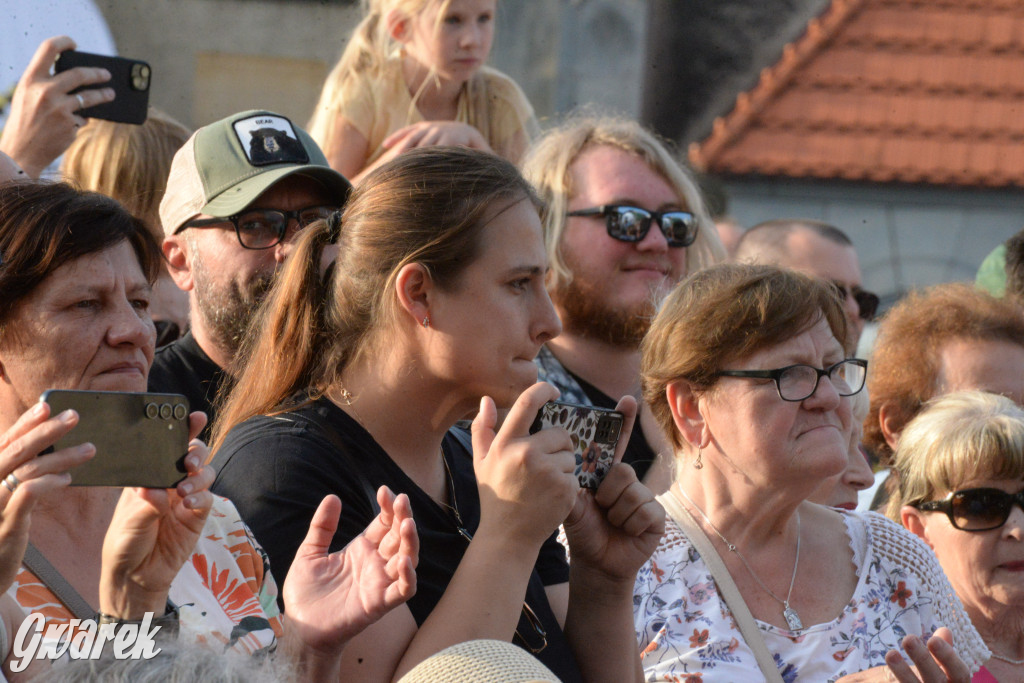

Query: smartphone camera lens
[159,403,173,420]
[173,404,187,421]
[145,402,159,419]
[130,63,150,92]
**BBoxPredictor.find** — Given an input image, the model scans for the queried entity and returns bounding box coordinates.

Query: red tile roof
[690,0,1024,187]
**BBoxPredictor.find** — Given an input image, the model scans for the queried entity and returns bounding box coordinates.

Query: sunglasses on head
[831,281,880,321]
[915,486,1024,531]
[567,204,699,248]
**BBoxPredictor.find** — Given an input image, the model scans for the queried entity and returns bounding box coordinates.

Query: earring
[693,445,703,470]
[421,315,430,328]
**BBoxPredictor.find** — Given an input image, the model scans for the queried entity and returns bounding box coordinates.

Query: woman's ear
[385,9,411,43]
[879,401,902,451]
[395,262,432,328]
[666,379,708,449]
[900,505,933,549]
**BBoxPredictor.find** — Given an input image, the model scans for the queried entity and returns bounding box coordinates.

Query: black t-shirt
[209,397,582,681]
[148,331,225,443]
[568,370,656,481]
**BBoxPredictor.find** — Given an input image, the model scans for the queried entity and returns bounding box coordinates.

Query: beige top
[339,59,539,167]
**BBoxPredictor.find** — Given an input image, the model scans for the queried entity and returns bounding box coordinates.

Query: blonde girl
[308,0,538,181]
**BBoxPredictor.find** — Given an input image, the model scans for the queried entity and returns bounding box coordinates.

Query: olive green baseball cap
[159,110,351,237]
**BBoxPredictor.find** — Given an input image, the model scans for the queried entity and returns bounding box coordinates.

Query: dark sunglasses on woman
[567,204,699,248]
[915,486,1024,531]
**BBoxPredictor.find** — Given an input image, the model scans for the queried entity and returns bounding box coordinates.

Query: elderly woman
[0,181,417,680]
[890,391,1024,683]
[634,263,989,682]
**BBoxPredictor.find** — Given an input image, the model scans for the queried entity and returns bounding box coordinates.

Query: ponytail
[210,214,339,453]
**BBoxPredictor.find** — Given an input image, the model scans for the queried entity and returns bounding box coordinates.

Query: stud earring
[693,445,703,470]
[421,315,430,328]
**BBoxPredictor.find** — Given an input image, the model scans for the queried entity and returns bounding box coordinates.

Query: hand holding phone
[529,401,624,489]
[40,390,189,488]
[54,50,151,125]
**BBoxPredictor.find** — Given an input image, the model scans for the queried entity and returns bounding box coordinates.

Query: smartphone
[40,390,189,487]
[54,50,151,125]
[529,401,624,489]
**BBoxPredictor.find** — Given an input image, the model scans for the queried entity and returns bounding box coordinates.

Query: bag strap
[23,542,95,620]
[656,489,785,683]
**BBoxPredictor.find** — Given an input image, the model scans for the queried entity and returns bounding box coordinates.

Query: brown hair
[211,146,539,451]
[864,283,1024,464]
[60,109,191,238]
[886,390,1024,522]
[641,263,847,452]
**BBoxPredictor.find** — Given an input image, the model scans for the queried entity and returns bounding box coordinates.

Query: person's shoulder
[858,509,940,570]
[477,65,529,99]
[211,401,338,470]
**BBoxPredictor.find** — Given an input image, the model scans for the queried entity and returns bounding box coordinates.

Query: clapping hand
[282,486,418,655]
[835,628,971,682]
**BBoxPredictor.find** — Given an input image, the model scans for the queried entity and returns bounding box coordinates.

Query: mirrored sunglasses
[567,204,699,248]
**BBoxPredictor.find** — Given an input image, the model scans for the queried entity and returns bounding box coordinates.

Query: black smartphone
[54,50,151,125]
[529,401,624,489]
[40,390,189,488]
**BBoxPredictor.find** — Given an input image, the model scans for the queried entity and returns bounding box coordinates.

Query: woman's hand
[562,396,665,581]
[282,487,417,661]
[471,382,579,549]
[0,401,95,594]
[99,412,214,619]
[0,36,115,178]
[835,629,971,682]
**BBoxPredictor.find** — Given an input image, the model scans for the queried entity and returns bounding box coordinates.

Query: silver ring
[3,473,20,493]
[74,93,85,110]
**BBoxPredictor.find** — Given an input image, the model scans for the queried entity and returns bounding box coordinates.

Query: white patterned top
[634,509,989,682]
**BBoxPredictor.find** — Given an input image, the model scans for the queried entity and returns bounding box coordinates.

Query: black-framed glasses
[831,281,880,322]
[716,358,867,402]
[567,204,699,248]
[180,205,338,249]
[915,487,1024,532]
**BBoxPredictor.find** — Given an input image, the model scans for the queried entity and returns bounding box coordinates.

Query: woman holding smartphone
[210,146,664,683]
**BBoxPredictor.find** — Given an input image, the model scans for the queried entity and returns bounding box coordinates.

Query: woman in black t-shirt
[210,147,663,683]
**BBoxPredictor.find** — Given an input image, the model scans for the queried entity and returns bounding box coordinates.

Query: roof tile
[691,0,1024,187]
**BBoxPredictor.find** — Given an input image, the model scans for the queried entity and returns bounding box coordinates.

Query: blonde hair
[884,393,1024,520]
[887,390,1024,522]
[60,108,191,239]
[520,114,727,291]
[308,0,454,153]
[641,263,847,455]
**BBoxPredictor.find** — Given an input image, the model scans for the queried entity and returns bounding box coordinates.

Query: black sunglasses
[181,205,338,250]
[831,281,880,322]
[567,204,699,248]
[916,487,1024,531]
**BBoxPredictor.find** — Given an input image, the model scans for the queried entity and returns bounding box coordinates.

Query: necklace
[990,651,1024,665]
[677,487,804,631]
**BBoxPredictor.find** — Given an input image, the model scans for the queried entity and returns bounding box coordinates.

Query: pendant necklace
[678,487,804,632]
[990,651,1024,665]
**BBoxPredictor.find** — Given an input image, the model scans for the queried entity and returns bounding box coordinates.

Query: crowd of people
[0,1,1023,681]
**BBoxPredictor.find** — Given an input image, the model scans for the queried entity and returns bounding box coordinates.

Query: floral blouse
[634,509,989,682]
[8,496,283,656]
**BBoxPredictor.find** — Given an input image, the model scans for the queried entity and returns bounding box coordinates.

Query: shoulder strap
[656,490,785,683]
[22,543,95,620]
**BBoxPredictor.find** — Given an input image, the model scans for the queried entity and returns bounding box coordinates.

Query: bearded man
[521,116,725,491]
[149,110,351,440]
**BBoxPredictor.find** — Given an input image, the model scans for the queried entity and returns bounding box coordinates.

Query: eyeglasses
[831,281,880,322]
[915,487,1024,531]
[716,358,867,402]
[567,204,699,248]
[181,206,338,249]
